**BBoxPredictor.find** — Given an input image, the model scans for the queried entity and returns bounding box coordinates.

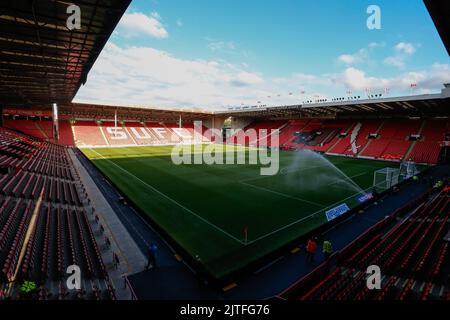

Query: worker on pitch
[146,243,158,270]
[322,239,333,260]
[305,237,318,262]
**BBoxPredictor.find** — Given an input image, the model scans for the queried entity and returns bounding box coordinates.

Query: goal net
[373,167,400,192]
[399,160,419,180]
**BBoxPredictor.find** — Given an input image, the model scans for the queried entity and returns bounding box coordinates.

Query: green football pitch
[81,145,402,278]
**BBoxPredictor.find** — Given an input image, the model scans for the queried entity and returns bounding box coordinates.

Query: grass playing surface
[82,145,401,278]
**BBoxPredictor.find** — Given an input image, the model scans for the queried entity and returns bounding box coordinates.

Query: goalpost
[399,160,419,180]
[373,167,400,192]
[373,160,419,192]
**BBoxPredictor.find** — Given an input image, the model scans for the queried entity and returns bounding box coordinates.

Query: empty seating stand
[280,188,450,300]
[0,127,115,300]
[278,118,445,165]
[70,120,211,146]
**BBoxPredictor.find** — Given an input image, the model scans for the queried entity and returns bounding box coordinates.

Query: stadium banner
[356,192,373,204]
[325,203,350,222]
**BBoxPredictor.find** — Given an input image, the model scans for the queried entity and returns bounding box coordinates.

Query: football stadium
[0,0,449,305]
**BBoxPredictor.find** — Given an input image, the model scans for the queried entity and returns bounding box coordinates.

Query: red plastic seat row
[2,201,34,280]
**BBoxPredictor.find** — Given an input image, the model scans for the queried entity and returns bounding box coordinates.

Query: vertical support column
[52,103,59,141]
[0,105,3,127]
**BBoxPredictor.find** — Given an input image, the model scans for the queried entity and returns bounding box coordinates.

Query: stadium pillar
[0,105,3,127]
[52,103,59,141]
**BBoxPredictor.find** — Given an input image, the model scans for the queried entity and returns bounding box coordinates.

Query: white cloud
[395,42,416,55]
[150,12,162,20]
[76,43,266,109]
[384,56,406,69]
[75,43,449,109]
[337,42,382,65]
[338,54,357,64]
[232,72,264,86]
[207,40,236,52]
[340,64,450,93]
[338,48,369,65]
[384,42,417,69]
[118,12,168,39]
[368,42,385,48]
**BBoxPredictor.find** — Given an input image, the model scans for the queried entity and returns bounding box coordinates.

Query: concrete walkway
[69,149,146,299]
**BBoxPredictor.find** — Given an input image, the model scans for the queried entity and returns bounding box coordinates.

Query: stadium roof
[216,88,450,119]
[59,102,214,122]
[424,0,450,55]
[0,0,131,107]
[0,0,447,119]
[5,89,448,122]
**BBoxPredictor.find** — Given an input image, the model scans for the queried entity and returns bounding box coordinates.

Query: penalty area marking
[239,181,326,208]
[245,181,377,245]
[88,148,245,245]
[239,171,368,209]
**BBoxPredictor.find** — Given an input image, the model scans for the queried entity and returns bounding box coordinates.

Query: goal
[399,160,419,180]
[373,167,400,192]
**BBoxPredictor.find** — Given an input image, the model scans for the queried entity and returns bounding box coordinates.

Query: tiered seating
[279,120,310,146]
[72,121,107,146]
[227,120,287,147]
[409,141,442,164]
[313,121,355,152]
[19,204,107,281]
[37,121,53,139]
[0,127,115,300]
[4,117,446,165]
[325,122,358,154]
[101,122,137,146]
[381,140,412,160]
[123,122,159,145]
[163,123,191,144]
[3,119,76,147]
[361,120,420,159]
[280,188,450,300]
[408,119,447,164]
[360,139,391,158]
[344,120,383,156]
[180,123,211,143]
[288,120,325,148]
[58,121,75,146]
[4,119,53,140]
[277,118,444,164]
[71,120,211,146]
[145,122,182,144]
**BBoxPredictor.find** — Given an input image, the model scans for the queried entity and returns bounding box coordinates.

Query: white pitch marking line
[246,181,377,245]
[239,181,326,208]
[89,148,245,245]
[240,158,349,184]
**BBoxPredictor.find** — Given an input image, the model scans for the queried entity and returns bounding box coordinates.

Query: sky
[74,0,450,110]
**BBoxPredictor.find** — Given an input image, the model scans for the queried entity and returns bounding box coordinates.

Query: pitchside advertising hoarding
[325,193,374,221]
[325,203,350,222]
[357,192,374,204]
